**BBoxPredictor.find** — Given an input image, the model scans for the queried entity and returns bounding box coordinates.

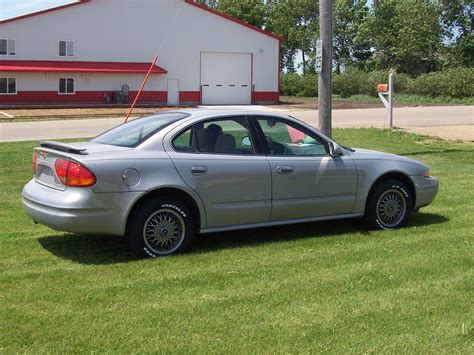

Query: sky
[0,0,76,20]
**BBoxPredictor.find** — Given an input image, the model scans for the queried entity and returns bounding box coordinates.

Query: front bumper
[22,180,141,236]
[412,175,439,210]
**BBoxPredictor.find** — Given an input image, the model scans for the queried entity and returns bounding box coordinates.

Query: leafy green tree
[439,0,473,68]
[360,0,442,76]
[216,0,268,28]
[195,0,219,8]
[333,0,371,72]
[266,0,319,74]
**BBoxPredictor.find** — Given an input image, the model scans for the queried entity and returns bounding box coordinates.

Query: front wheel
[365,179,413,230]
[126,198,195,258]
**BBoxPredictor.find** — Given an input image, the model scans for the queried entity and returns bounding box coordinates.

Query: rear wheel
[365,179,412,230]
[126,197,194,258]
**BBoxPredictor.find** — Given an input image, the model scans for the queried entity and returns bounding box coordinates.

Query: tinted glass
[0,40,6,55]
[59,78,66,93]
[201,119,253,154]
[256,117,327,156]
[173,127,194,152]
[7,39,15,55]
[8,78,16,94]
[66,78,74,93]
[59,41,66,56]
[66,41,74,56]
[92,112,189,147]
[0,78,7,93]
[173,117,254,155]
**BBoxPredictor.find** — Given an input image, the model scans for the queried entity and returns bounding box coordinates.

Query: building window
[0,78,17,95]
[0,39,16,56]
[59,40,74,57]
[59,78,75,94]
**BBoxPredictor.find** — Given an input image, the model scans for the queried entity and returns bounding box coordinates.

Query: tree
[195,0,219,8]
[216,0,267,28]
[266,0,319,74]
[333,0,371,72]
[360,0,442,76]
[439,0,473,68]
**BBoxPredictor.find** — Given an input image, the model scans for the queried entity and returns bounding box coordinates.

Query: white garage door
[201,52,252,105]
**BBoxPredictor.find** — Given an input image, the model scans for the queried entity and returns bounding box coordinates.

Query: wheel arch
[125,187,204,234]
[366,171,416,211]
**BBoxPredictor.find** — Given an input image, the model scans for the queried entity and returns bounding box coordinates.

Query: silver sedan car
[22,110,438,257]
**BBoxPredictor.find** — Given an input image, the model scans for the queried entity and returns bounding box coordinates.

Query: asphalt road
[0,105,472,142]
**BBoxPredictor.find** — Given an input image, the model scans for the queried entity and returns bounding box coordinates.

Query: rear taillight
[32,152,39,175]
[54,159,96,187]
[55,159,69,185]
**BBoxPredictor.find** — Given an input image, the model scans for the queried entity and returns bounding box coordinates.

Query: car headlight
[423,170,431,178]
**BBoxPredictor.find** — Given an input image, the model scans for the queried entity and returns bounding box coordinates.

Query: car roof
[167,108,290,119]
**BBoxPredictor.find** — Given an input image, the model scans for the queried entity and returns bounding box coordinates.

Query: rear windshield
[91,112,189,147]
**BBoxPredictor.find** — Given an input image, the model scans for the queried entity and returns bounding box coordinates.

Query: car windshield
[91,112,189,147]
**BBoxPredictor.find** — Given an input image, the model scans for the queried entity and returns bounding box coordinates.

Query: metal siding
[0,72,165,91]
[0,0,279,97]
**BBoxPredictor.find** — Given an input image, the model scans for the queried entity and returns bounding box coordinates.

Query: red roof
[0,60,168,74]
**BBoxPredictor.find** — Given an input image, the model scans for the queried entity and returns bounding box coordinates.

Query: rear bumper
[412,175,439,210]
[22,180,140,236]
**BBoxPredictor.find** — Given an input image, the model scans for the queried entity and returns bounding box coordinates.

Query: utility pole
[318,0,333,138]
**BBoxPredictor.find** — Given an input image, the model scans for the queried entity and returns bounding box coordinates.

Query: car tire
[365,179,413,230]
[126,197,195,258]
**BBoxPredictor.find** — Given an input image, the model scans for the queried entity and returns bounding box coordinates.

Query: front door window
[256,118,328,156]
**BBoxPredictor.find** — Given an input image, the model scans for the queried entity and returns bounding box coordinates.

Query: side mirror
[241,136,252,147]
[328,142,343,157]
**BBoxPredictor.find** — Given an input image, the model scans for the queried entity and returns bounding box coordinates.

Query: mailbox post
[377,74,394,128]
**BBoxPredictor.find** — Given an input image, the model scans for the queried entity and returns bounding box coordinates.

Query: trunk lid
[33,141,129,190]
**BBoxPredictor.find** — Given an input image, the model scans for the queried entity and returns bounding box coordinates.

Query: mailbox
[377,84,389,93]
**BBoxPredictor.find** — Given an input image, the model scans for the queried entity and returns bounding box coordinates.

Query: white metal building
[0,0,282,106]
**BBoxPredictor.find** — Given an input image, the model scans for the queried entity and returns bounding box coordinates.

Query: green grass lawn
[1,129,473,353]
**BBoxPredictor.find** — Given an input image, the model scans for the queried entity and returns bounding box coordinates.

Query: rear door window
[172,116,255,155]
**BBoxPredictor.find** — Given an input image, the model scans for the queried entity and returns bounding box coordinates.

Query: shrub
[409,72,449,97]
[436,68,473,98]
[281,68,474,99]
[333,70,362,98]
[394,74,412,94]
[280,73,317,97]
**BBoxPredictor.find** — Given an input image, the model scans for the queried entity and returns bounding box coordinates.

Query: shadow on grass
[38,233,130,265]
[400,149,469,156]
[38,212,448,265]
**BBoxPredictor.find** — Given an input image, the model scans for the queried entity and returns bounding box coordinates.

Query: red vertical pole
[124,55,159,123]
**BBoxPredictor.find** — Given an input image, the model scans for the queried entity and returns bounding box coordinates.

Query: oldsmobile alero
[22,110,439,257]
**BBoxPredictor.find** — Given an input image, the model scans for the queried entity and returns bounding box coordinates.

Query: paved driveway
[0,105,472,142]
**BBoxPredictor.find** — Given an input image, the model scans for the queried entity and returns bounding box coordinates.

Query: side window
[0,39,15,56]
[59,40,74,57]
[256,117,328,156]
[198,118,254,154]
[173,127,195,152]
[172,117,254,155]
[0,78,16,95]
[59,78,74,94]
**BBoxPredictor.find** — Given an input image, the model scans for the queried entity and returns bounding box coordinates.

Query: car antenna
[124,55,159,124]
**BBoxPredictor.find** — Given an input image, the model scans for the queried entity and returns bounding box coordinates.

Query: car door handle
[191,166,207,175]
[276,165,295,174]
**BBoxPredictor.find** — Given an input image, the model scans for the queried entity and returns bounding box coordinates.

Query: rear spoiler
[39,141,89,155]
